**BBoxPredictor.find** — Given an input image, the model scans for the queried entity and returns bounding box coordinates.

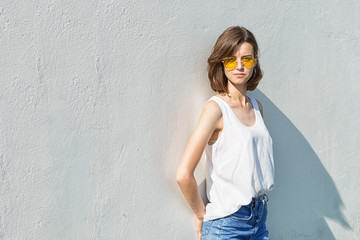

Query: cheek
[224,70,231,80]
[246,68,254,78]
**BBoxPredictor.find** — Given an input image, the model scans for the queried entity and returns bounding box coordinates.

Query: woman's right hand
[195,215,204,240]
[176,100,220,240]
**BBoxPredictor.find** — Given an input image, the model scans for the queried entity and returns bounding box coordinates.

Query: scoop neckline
[213,95,258,128]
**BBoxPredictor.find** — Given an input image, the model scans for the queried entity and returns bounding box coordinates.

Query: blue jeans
[201,195,269,240]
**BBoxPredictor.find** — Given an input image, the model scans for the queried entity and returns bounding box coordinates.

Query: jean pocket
[229,206,253,221]
[201,220,213,237]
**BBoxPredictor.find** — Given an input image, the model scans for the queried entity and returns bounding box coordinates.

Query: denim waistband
[253,194,269,202]
[249,194,268,209]
[248,194,269,209]
[241,194,268,209]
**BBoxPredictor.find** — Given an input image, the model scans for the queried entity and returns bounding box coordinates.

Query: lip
[233,73,246,77]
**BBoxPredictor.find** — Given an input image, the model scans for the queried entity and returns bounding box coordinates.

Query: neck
[226,81,248,105]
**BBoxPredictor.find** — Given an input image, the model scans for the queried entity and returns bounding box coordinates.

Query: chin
[230,78,249,86]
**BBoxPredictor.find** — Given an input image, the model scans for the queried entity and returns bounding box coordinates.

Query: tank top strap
[248,96,259,111]
[207,96,232,124]
[248,96,263,121]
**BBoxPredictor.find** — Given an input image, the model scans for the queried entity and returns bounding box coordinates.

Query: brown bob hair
[208,26,263,92]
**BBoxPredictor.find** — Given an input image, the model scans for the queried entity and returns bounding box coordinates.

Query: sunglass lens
[224,57,237,70]
[242,57,256,68]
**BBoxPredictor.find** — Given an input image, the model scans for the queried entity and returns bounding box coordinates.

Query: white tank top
[203,95,275,221]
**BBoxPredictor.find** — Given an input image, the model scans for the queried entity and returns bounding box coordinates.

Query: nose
[235,59,244,70]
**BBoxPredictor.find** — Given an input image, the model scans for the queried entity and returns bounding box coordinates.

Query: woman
[176,26,274,240]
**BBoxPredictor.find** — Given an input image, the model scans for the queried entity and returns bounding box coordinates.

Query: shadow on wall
[199,90,351,240]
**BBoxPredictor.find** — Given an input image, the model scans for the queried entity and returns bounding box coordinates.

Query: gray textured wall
[0,1,359,239]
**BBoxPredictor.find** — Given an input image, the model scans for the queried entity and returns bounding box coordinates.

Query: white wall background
[0,1,359,239]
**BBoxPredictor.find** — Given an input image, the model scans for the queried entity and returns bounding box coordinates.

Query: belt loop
[251,197,256,208]
[255,197,259,209]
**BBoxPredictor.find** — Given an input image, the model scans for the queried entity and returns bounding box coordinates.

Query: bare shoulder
[255,98,264,117]
[192,99,222,137]
[202,99,222,120]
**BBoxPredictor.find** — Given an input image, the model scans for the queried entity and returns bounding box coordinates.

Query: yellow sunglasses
[222,56,257,70]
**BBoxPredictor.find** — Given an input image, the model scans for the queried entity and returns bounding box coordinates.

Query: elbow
[176,170,192,185]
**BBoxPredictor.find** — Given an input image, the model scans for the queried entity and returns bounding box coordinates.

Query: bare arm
[176,100,221,218]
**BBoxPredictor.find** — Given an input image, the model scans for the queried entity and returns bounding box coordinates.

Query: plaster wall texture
[0,0,359,239]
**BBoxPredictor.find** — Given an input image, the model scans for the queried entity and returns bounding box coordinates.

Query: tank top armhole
[206,97,224,113]
[206,97,226,147]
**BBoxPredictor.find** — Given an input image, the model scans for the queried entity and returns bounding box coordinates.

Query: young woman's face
[224,42,256,88]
